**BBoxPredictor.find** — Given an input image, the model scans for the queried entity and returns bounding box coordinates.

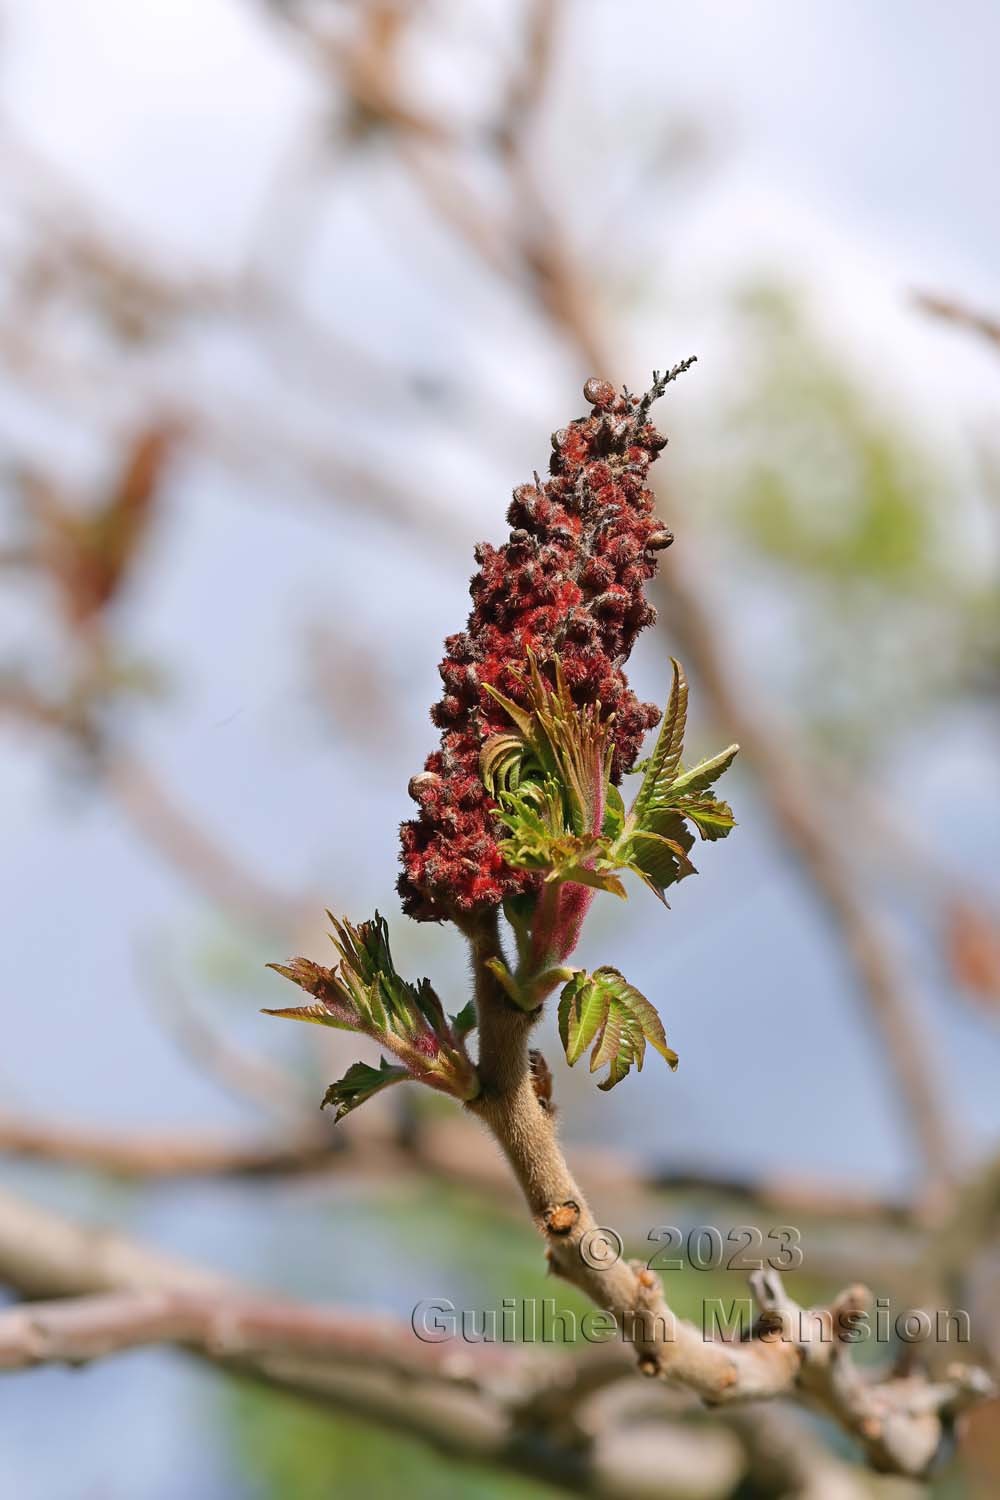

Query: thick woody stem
[463,922,994,1476]
[465,912,798,1386]
[465,912,582,1209]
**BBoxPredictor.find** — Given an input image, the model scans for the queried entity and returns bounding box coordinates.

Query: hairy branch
[464,922,993,1479]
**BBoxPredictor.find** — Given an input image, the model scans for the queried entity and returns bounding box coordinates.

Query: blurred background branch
[1,1,999,1495]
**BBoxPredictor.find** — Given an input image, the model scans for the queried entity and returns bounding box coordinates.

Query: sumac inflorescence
[267,365,738,1100]
[398,370,688,923]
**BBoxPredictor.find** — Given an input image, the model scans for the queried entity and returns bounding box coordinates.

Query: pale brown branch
[0,1185,768,1499]
[0,1098,919,1242]
[0,1287,482,1383]
[501,0,562,133]
[463,922,994,1479]
[915,291,1000,354]
[0,1111,336,1179]
[725,1404,875,1500]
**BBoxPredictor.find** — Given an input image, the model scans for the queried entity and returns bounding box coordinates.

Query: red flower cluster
[399,372,685,922]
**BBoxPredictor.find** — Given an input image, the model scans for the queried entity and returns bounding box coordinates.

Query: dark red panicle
[398,373,684,923]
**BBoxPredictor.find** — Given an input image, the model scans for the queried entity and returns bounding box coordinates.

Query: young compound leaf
[480,733,531,800]
[267,912,479,1104]
[480,651,737,934]
[557,966,678,1090]
[483,651,614,856]
[620,822,697,903]
[320,1057,410,1122]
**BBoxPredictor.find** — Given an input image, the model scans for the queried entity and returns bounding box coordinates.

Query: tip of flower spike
[400,366,694,920]
[632,358,698,427]
[580,362,697,458]
[583,360,697,422]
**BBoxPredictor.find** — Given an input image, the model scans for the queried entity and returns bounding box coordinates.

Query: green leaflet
[670,745,740,798]
[610,661,740,900]
[630,658,689,828]
[681,796,737,841]
[321,1057,410,1122]
[620,825,697,903]
[491,759,626,896]
[558,972,607,1064]
[602,783,626,840]
[482,655,634,908]
[558,967,679,1091]
[259,999,354,1031]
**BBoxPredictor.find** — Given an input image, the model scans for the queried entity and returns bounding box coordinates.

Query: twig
[915,291,1000,354]
[0,1287,489,1383]
[487,58,959,1195]
[0,1111,336,1179]
[0,1097,919,1226]
[0,1184,770,1500]
[463,914,993,1479]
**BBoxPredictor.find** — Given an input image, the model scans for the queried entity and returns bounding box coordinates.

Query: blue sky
[1,3,999,1493]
